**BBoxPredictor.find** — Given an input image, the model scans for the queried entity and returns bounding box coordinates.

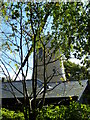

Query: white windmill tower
[37,38,66,82]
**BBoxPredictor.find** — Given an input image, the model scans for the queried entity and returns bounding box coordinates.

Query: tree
[52,2,89,60]
[0,2,89,120]
[0,2,61,120]
[64,60,88,81]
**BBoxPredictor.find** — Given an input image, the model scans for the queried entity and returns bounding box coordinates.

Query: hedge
[0,101,90,120]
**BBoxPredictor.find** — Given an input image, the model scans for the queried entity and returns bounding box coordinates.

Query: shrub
[36,101,90,120]
[0,108,25,120]
[0,102,90,120]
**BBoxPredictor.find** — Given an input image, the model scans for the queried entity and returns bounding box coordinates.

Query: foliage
[0,108,25,120]
[0,2,89,63]
[0,102,90,120]
[64,60,88,80]
[52,2,89,61]
[37,101,90,120]
[0,111,2,120]
[63,60,90,105]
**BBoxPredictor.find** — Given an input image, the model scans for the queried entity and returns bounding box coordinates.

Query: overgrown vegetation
[0,102,90,120]
[37,102,90,120]
[0,108,25,120]
[64,60,88,81]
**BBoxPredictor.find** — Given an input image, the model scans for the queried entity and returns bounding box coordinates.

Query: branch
[13,46,32,81]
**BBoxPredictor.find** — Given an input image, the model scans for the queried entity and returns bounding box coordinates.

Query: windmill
[37,38,66,82]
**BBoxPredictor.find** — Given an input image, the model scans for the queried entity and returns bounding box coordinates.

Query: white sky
[69,58,82,66]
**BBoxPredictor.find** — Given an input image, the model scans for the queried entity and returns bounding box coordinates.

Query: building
[1,79,88,108]
[37,39,66,82]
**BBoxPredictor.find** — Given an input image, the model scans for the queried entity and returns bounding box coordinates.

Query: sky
[69,58,83,66]
[0,11,33,80]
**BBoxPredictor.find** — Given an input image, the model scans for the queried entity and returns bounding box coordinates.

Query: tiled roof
[1,79,88,100]
[44,80,88,100]
[1,79,42,98]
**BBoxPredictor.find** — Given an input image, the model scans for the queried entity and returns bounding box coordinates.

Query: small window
[53,66,56,74]
[39,48,43,58]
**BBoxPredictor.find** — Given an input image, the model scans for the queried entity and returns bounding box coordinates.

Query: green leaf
[10,44,12,46]
[68,73,70,77]
[5,16,8,20]
[14,64,19,70]
[25,7,29,11]
[9,61,11,64]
